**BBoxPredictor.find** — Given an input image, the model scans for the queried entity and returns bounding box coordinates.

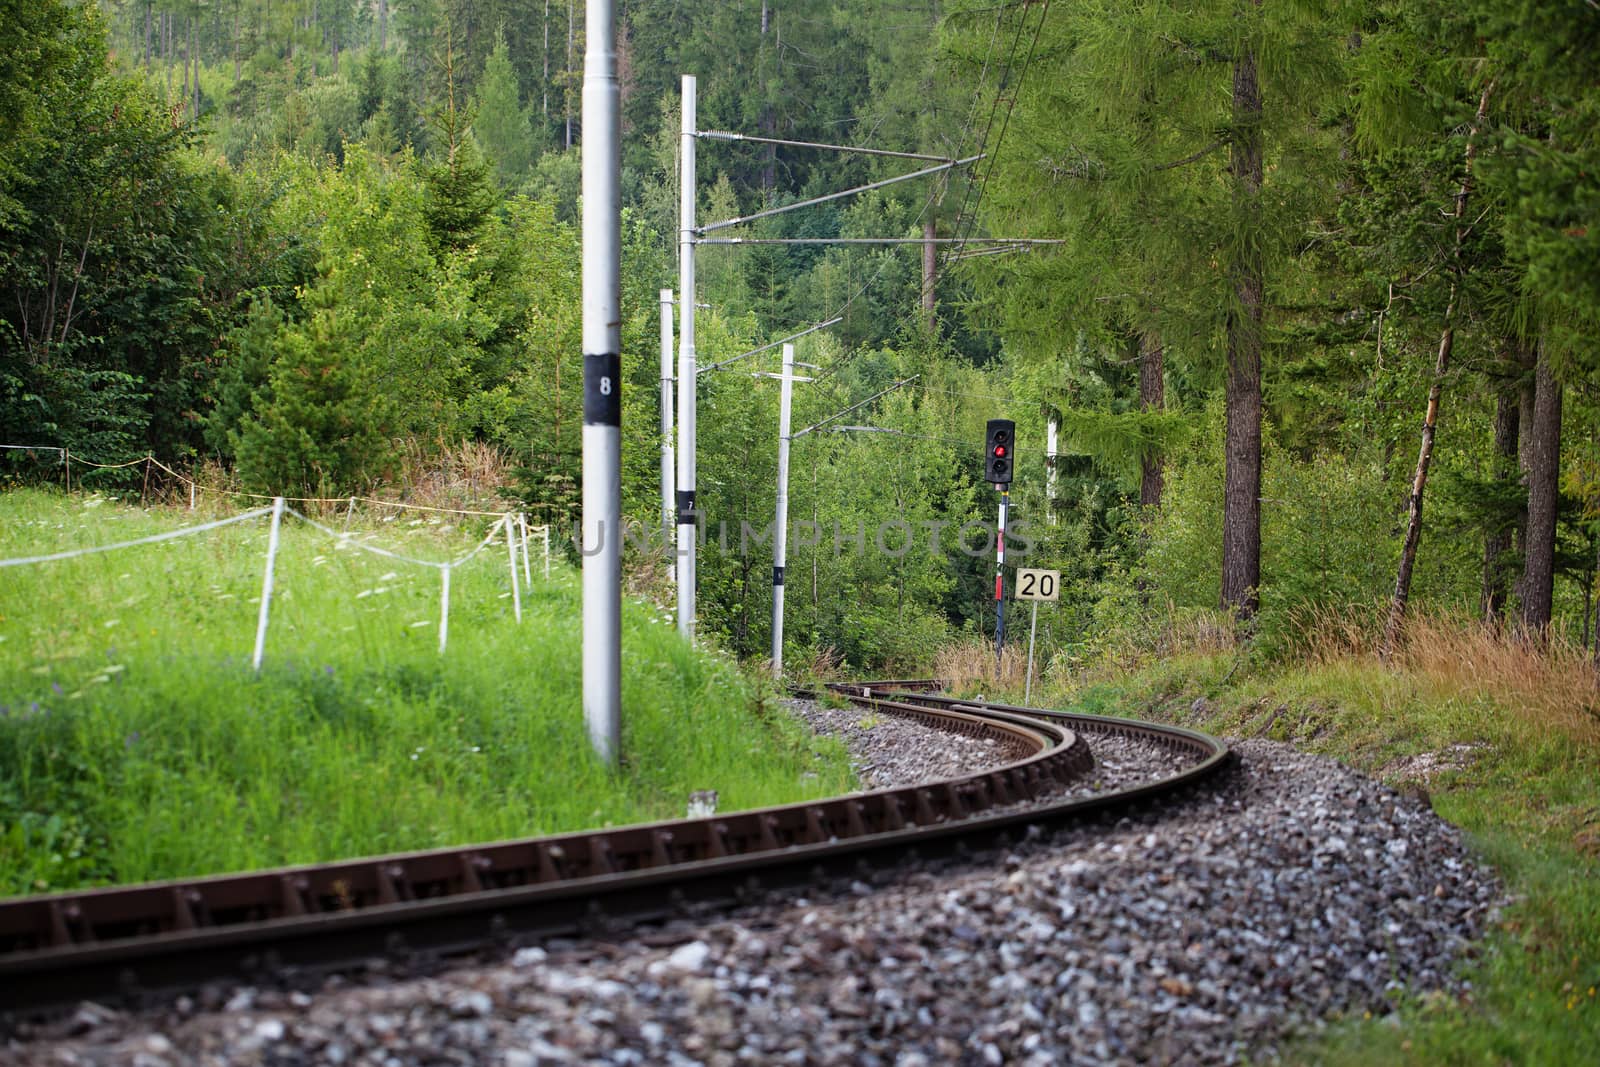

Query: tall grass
[933,638,1031,694]
[1288,604,1600,747]
[0,488,851,896]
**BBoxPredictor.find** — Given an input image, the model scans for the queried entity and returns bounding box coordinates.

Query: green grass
[0,488,852,896]
[1019,647,1600,1065]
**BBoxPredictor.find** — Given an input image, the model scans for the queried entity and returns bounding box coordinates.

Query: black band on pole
[773,565,785,587]
[676,490,697,525]
[583,353,623,427]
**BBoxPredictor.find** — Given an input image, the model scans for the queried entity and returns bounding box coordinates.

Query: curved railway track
[0,683,1230,1020]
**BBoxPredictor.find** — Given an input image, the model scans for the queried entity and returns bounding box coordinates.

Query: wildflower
[51,682,63,695]
[125,732,140,749]
[324,665,335,677]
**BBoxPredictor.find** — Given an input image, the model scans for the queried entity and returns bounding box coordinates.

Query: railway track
[0,682,1230,1020]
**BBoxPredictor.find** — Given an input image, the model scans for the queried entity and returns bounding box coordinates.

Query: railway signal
[984,419,1015,485]
[984,419,1017,664]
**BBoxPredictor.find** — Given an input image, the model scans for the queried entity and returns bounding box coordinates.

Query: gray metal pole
[771,343,795,676]
[659,288,675,583]
[1025,600,1039,704]
[676,75,698,641]
[581,0,621,763]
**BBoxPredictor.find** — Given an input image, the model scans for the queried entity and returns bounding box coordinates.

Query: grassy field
[0,488,852,896]
[939,619,1600,1064]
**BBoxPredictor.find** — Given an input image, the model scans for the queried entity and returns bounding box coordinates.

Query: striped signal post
[581,0,622,763]
[995,486,1009,662]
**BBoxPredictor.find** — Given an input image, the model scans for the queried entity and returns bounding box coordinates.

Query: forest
[2,0,1597,670]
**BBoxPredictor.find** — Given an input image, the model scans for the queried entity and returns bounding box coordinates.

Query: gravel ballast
[4,705,1501,1066]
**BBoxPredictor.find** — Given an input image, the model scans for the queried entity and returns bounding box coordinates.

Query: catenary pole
[771,343,796,676]
[581,0,622,763]
[676,75,698,641]
[659,288,675,583]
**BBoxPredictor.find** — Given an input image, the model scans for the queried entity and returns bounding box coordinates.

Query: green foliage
[1143,405,1399,655]
[472,31,539,187]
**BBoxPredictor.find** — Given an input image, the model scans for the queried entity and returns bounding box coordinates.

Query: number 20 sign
[1014,568,1060,602]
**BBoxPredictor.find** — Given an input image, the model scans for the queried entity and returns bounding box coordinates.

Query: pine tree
[472,30,537,188]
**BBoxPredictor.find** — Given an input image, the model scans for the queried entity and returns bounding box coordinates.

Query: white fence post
[252,497,286,672]
[506,515,523,623]
[439,565,452,654]
[519,513,532,585]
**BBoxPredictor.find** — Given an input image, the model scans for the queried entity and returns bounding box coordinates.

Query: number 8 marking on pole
[601,378,612,395]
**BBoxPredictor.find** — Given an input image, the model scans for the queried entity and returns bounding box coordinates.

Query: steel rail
[0,683,1228,1019]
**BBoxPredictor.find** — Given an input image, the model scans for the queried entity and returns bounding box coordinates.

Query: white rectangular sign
[1015,567,1061,602]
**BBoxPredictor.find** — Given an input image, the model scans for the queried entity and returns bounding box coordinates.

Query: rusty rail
[0,683,1227,1018]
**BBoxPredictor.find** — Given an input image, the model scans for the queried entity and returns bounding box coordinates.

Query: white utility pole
[659,288,675,584]
[581,0,621,763]
[771,343,796,676]
[676,75,698,641]
[1046,414,1059,524]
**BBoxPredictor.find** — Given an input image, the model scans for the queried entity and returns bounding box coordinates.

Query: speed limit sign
[1015,568,1060,601]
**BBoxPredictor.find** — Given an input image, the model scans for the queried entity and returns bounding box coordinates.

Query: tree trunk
[380,0,389,52]
[922,217,937,336]
[760,2,777,193]
[1519,345,1562,635]
[144,2,152,68]
[1592,539,1599,671]
[1139,330,1165,508]
[1384,81,1493,652]
[565,1,574,149]
[542,0,550,119]
[1221,37,1263,624]
[191,18,200,117]
[1481,369,1520,622]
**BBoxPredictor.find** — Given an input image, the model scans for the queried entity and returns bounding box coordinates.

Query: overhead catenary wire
[946,0,1054,266]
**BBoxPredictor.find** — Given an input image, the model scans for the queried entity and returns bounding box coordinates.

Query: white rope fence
[0,495,553,666]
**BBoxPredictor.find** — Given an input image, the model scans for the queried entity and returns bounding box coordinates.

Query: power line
[946,0,1054,282]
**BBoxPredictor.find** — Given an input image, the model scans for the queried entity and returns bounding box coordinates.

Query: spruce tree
[472,30,538,188]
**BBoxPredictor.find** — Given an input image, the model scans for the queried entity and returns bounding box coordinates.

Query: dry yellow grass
[934,638,1032,694]
[393,438,513,512]
[1293,605,1600,746]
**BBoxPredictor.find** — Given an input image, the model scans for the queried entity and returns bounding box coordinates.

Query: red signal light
[994,445,1006,457]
